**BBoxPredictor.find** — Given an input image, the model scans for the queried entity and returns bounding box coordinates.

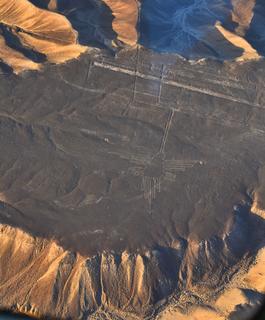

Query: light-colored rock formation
[102,0,139,46]
[0,34,40,73]
[1,0,265,73]
[231,0,256,36]
[0,2,265,319]
[0,206,264,320]
[0,0,86,72]
[215,22,259,61]
[158,246,265,320]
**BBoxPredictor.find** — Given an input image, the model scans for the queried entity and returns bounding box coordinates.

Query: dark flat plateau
[0,48,265,256]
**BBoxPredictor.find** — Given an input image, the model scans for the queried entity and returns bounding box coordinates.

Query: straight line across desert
[0,0,265,320]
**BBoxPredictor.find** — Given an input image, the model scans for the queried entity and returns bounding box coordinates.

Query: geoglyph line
[142,176,161,213]
[132,46,140,102]
[127,100,264,134]
[157,64,165,105]
[159,108,175,153]
[59,73,104,94]
[142,60,257,89]
[93,61,262,108]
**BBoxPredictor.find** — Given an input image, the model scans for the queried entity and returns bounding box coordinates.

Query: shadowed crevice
[245,0,265,56]
[0,60,13,74]
[139,0,244,59]
[0,24,47,63]
[28,0,50,9]
[50,0,117,50]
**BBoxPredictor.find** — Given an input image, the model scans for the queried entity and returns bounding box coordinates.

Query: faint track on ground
[93,61,263,109]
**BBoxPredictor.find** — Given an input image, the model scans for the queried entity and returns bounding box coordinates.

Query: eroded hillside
[1,0,265,72]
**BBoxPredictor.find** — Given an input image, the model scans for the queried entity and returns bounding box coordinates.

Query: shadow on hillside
[29,0,117,50]
[245,0,265,56]
[138,0,244,60]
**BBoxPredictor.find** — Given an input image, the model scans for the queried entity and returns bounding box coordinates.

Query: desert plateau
[0,0,265,319]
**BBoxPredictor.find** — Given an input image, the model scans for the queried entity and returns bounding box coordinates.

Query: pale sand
[216,22,260,61]
[252,189,265,219]
[231,0,256,35]
[0,34,40,73]
[215,288,248,314]
[214,248,265,316]
[48,0,57,11]
[0,0,263,72]
[102,0,139,46]
[158,307,225,320]
[228,0,261,60]
[0,0,77,44]
[158,246,265,319]
[0,0,86,69]
[17,32,87,64]
[244,248,265,293]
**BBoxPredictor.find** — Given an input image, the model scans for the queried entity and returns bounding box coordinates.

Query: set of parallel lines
[93,60,263,109]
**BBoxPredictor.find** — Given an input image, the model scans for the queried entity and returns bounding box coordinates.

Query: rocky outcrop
[0,202,264,319]
[0,3,265,318]
[1,0,265,73]
[0,0,86,73]
[0,223,180,318]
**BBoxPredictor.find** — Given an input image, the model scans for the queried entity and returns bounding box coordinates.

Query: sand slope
[1,0,265,72]
[102,0,138,46]
[0,2,265,320]
[0,0,86,72]
[0,34,40,73]
[139,0,263,61]
[215,22,259,61]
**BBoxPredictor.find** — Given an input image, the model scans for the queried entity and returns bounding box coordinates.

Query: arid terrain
[0,0,265,319]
